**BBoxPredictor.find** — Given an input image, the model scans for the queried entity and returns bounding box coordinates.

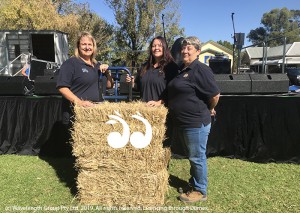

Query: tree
[0,0,79,32]
[52,0,72,15]
[59,2,113,59]
[155,0,184,46]
[216,40,233,51]
[79,11,113,61]
[247,8,300,46]
[104,0,184,68]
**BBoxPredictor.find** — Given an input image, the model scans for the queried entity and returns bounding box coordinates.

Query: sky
[76,0,299,47]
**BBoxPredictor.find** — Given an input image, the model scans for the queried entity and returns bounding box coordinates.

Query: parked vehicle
[0,30,69,76]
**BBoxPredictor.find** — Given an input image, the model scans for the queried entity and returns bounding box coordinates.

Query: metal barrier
[0,52,27,76]
[103,66,132,102]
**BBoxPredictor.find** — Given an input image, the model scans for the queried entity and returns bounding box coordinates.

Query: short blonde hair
[74,31,97,63]
[182,36,202,50]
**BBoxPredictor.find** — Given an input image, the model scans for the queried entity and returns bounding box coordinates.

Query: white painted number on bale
[106,112,152,149]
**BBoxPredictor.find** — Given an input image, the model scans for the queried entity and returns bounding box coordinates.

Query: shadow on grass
[168,174,189,192]
[38,122,78,196]
[40,155,78,196]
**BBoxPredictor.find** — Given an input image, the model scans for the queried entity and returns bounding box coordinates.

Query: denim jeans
[174,124,211,195]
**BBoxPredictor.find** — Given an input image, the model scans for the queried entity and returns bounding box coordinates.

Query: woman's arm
[99,64,114,89]
[21,64,29,76]
[104,71,113,89]
[208,93,220,116]
[125,74,135,88]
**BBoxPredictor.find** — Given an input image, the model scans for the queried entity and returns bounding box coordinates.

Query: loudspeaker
[250,74,289,94]
[215,74,251,94]
[29,59,48,80]
[34,76,60,95]
[209,59,231,74]
[234,33,245,47]
[0,76,33,95]
[44,68,58,76]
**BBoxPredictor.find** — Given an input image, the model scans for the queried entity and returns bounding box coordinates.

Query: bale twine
[71,101,170,206]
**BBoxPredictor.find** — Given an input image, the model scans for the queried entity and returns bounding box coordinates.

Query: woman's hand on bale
[146,100,163,107]
[77,100,95,107]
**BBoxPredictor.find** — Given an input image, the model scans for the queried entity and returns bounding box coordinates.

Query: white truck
[0,30,69,76]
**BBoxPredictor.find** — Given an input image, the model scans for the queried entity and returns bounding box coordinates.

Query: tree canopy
[0,0,78,32]
[247,8,300,46]
[60,2,113,59]
[216,40,233,51]
[104,0,184,67]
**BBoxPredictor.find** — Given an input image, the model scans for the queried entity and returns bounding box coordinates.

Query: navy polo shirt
[167,59,220,128]
[135,61,178,103]
[56,57,101,102]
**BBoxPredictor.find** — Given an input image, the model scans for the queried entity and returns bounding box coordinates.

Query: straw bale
[71,101,171,206]
[76,169,169,206]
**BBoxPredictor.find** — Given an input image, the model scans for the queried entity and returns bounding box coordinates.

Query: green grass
[0,155,299,213]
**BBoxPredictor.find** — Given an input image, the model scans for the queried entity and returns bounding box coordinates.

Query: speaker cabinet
[0,76,33,95]
[250,74,289,94]
[234,33,245,46]
[209,59,231,74]
[44,68,58,76]
[34,76,60,95]
[29,59,48,80]
[215,74,251,94]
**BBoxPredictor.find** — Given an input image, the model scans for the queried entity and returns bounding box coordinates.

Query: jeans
[174,124,211,195]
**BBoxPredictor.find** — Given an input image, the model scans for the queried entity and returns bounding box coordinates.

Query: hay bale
[71,101,170,206]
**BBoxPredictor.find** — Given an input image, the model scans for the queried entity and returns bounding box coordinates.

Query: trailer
[0,30,69,76]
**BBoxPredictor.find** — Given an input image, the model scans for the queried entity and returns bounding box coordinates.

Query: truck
[0,30,69,76]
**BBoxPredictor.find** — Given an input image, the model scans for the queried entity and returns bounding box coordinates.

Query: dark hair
[141,36,174,76]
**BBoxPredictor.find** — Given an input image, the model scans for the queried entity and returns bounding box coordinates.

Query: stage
[0,96,69,156]
[0,95,299,163]
[207,94,300,163]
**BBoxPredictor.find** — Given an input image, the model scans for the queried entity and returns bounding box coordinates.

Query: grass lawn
[0,155,299,212]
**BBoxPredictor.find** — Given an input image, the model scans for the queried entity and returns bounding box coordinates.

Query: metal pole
[262,42,266,74]
[232,44,235,74]
[231,13,236,73]
[237,47,241,73]
[282,37,286,73]
[153,9,156,38]
[263,39,268,74]
[162,14,166,46]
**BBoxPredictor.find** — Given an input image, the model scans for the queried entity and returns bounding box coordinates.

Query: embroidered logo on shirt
[183,73,189,78]
[82,68,89,73]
